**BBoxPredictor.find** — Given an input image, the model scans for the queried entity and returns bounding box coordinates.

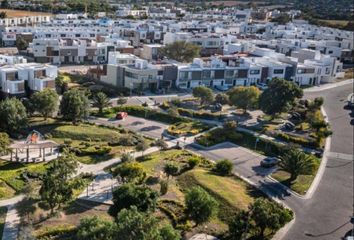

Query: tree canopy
[159,41,201,63]
[0,98,28,133]
[30,88,59,119]
[77,216,115,240]
[278,148,316,181]
[60,89,90,123]
[92,92,111,114]
[185,186,218,225]
[113,162,146,184]
[109,184,158,217]
[259,78,303,116]
[39,149,78,213]
[0,132,10,155]
[192,86,214,105]
[228,86,260,113]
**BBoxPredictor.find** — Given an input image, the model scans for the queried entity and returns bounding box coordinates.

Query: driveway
[91,116,169,139]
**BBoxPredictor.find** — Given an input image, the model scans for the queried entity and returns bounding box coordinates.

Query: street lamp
[254,137,259,151]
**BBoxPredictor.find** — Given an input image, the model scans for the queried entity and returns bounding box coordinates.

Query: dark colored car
[260,157,279,168]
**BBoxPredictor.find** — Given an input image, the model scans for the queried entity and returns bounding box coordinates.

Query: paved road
[189,82,354,240]
[282,82,354,240]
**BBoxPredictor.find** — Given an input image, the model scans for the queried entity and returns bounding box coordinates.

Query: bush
[187,157,200,169]
[214,159,233,176]
[121,152,134,163]
[159,180,169,196]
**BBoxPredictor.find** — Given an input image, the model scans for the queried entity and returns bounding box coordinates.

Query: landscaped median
[195,127,321,196]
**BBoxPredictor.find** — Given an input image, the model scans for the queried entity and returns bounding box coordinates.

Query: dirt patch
[0,9,52,18]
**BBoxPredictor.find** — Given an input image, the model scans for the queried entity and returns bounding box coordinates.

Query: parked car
[260,157,279,168]
[215,85,229,91]
[116,112,128,120]
[282,121,295,131]
[347,93,354,108]
[256,83,268,90]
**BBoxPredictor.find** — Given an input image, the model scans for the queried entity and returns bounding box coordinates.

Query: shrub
[214,159,233,176]
[121,152,134,163]
[187,157,200,169]
[159,180,169,196]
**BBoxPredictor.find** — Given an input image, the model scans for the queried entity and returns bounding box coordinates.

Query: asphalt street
[282,82,354,240]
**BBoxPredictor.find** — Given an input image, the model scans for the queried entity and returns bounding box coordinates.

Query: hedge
[276,132,319,148]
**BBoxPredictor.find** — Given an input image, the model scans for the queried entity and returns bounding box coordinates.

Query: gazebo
[8,130,59,163]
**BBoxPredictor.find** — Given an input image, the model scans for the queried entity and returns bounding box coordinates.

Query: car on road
[260,157,280,168]
[116,112,128,120]
[347,93,354,108]
[256,83,268,90]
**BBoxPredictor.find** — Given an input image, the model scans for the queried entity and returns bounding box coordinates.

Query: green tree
[192,86,214,105]
[109,184,158,217]
[39,149,78,213]
[250,198,293,238]
[223,120,237,131]
[77,216,115,240]
[115,206,180,240]
[113,162,146,184]
[278,149,316,181]
[116,96,127,106]
[136,140,149,157]
[215,93,229,105]
[0,98,28,133]
[92,92,111,114]
[163,162,180,179]
[214,159,233,176]
[259,78,303,116]
[159,41,201,62]
[120,152,134,163]
[16,36,28,51]
[228,210,250,240]
[30,89,59,120]
[155,138,168,150]
[0,11,7,18]
[185,186,218,225]
[228,86,260,113]
[0,132,10,155]
[60,89,90,123]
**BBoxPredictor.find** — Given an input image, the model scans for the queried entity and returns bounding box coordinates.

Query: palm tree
[92,92,111,114]
[278,149,315,182]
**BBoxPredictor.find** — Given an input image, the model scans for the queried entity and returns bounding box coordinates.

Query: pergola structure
[7,131,60,163]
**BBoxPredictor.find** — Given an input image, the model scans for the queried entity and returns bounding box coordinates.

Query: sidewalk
[304,79,353,92]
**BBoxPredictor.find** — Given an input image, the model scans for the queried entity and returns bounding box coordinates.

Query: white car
[256,83,268,90]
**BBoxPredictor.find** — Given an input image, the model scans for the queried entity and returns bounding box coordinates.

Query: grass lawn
[317,19,349,27]
[0,179,16,200]
[0,160,47,196]
[0,206,7,238]
[51,124,121,142]
[167,121,212,136]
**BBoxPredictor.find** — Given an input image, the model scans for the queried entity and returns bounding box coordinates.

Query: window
[214,70,224,79]
[125,71,138,79]
[179,71,189,80]
[225,70,234,78]
[273,69,284,74]
[202,70,211,79]
[192,71,202,80]
[250,69,260,75]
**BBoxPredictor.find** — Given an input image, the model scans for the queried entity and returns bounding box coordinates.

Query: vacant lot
[0,9,52,18]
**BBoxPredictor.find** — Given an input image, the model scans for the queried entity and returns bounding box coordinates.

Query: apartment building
[0,63,57,97]
[0,15,51,27]
[100,52,177,91]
